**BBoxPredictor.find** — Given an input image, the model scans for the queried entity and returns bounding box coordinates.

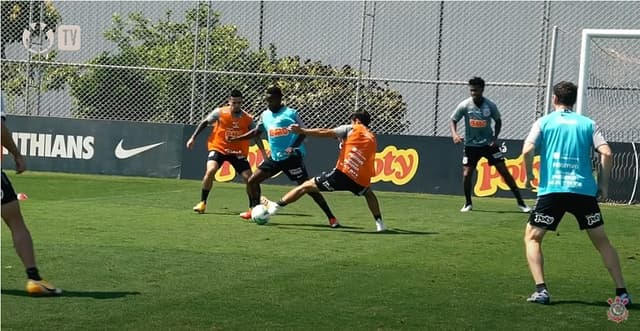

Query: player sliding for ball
[262,110,387,232]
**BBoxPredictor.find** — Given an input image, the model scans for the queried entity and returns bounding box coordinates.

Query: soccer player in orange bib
[186,89,263,214]
[263,110,386,232]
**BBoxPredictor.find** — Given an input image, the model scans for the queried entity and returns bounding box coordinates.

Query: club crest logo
[607,296,629,323]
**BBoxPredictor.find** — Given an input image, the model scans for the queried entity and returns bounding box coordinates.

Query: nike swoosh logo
[114,140,165,159]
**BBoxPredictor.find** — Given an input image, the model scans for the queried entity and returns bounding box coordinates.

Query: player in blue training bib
[230,86,338,227]
[521,81,631,306]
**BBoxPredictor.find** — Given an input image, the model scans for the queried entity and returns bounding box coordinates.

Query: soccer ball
[251,204,270,225]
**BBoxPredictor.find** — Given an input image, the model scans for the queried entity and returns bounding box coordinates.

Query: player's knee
[524,224,544,243]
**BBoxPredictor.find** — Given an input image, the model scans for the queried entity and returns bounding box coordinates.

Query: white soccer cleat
[518,204,532,213]
[261,196,281,216]
[460,204,473,212]
[376,220,387,232]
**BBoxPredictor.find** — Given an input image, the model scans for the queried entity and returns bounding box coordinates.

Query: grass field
[1,171,638,330]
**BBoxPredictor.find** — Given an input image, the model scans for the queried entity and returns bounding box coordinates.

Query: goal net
[576,29,640,204]
[577,29,640,142]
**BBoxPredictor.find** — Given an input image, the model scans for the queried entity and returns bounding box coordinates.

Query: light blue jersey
[525,110,607,196]
[259,106,306,161]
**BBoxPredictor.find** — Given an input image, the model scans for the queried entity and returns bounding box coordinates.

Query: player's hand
[524,174,535,189]
[452,134,463,144]
[186,137,195,149]
[14,154,26,174]
[598,186,609,201]
[288,124,302,134]
[284,147,294,155]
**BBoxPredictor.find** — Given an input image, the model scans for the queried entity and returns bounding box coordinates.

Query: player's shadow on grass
[270,222,363,230]
[342,228,439,235]
[272,224,438,235]
[551,300,639,310]
[1,289,141,299]
[467,209,530,214]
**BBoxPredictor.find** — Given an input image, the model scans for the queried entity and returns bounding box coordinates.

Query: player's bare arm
[492,118,502,146]
[229,127,262,142]
[289,124,336,138]
[450,120,463,144]
[596,143,613,199]
[1,118,26,174]
[522,141,536,188]
[186,119,212,149]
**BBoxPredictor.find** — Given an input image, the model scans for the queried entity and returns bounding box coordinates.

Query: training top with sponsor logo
[205,106,255,156]
[525,110,606,196]
[258,106,306,161]
[334,123,377,187]
[451,97,500,147]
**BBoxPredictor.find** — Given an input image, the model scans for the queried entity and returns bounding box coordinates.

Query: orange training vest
[207,106,253,156]
[336,123,377,187]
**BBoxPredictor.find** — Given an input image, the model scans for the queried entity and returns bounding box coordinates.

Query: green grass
[1,171,639,330]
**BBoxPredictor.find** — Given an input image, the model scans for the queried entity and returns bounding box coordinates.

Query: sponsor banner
[2,115,183,178]
[3,117,636,204]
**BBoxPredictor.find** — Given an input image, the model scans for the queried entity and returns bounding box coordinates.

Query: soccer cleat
[329,217,340,228]
[518,204,532,213]
[193,201,206,214]
[26,279,62,296]
[460,204,473,212]
[239,210,252,220]
[375,220,387,232]
[620,293,632,307]
[261,197,281,216]
[526,289,550,304]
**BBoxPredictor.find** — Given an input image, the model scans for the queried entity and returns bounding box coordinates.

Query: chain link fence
[1,1,639,141]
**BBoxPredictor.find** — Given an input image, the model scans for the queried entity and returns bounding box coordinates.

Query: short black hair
[230,89,243,98]
[468,76,485,88]
[266,86,282,97]
[553,81,577,106]
[351,110,371,127]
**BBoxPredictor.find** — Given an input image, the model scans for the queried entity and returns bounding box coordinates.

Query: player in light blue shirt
[521,81,630,306]
[230,86,338,227]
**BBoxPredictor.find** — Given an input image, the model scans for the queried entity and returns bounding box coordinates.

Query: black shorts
[208,151,251,173]
[463,145,505,168]
[1,171,18,205]
[258,153,309,182]
[315,168,370,196]
[528,193,604,231]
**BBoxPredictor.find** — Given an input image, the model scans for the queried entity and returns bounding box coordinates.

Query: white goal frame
[576,28,640,116]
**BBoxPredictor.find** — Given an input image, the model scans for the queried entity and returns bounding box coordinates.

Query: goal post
[576,29,640,116]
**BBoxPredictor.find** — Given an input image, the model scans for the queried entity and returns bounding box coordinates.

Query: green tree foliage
[1,0,70,104]
[1,0,60,58]
[71,3,407,133]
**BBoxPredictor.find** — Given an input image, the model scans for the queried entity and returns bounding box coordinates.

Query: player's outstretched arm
[230,127,262,142]
[521,142,536,187]
[289,124,336,138]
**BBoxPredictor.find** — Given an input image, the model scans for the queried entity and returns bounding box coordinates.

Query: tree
[70,3,408,133]
[1,0,73,115]
[1,0,61,59]
[70,4,271,123]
